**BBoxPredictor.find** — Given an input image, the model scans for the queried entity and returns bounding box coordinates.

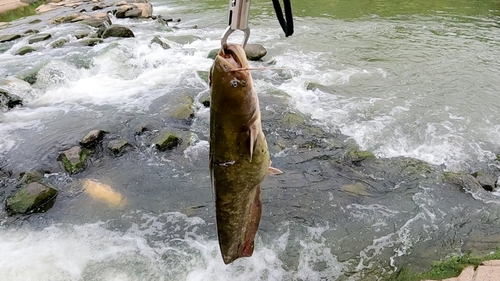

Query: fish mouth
[216,43,248,70]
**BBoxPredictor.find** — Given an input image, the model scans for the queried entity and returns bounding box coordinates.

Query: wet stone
[5,182,58,215]
[81,129,106,148]
[170,96,195,120]
[151,36,170,49]
[0,89,22,109]
[244,44,267,61]
[28,33,52,44]
[340,182,371,197]
[472,171,497,191]
[125,9,142,18]
[134,124,149,135]
[74,31,90,39]
[102,24,135,39]
[0,34,22,43]
[153,132,181,151]
[16,46,36,55]
[51,38,68,48]
[58,146,88,174]
[79,38,103,46]
[107,139,131,155]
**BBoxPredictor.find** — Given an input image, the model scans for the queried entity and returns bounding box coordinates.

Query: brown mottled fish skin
[209,43,271,264]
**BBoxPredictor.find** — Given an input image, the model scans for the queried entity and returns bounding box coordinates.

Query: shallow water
[1,0,500,280]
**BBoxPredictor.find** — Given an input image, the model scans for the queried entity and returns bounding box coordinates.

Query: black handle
[272,0,294,37]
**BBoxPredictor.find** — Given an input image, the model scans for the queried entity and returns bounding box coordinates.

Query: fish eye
[230,80,238,88]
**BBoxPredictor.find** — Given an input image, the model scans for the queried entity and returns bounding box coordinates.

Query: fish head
[210,43,258,116]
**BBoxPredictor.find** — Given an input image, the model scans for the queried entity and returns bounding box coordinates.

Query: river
[1,0,500,280]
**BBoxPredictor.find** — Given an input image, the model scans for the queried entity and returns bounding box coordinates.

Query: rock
[115,4,134,18]
[340,182,371,197]
[207,44,267,61]
[81,129,106,148]
[58,146,88,174]
[50,38,68,48]
[18,170,44,185]
[281,112,307,126]
[0,22,9,29]
[5,182,58,215]
[150,36,171,49]
[133,3,152,18]
[207,48,219,59]
[78,13,111,28]
[166,35,200,45]
[114,0,128,6]
[0,34,21,43]
[134,124,149,135]
[472,171,497,191]
[107,139,131,155]
[153,132,181,151]
[79,38,103,46]
[74,30,90,39]
[124,9,142,18]
[35,3,60,13]
[196,70,209,83]
[345,149,376,163]
[102,24,135,39]
[28,33,51,44]
[443,172,483,193]
[29,18,42,24]
[24,29,39,35]
[92,3,106,10]
[170,96,195,120]
[244,44,267,61]
[0,89,23,109]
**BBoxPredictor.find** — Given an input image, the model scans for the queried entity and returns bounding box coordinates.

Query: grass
[0,1,44,22]
[391,249,500,281]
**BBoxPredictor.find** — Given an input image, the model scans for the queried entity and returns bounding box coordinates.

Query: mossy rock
[58,146,89,174]
[50,38,68,48]
[281,112,306,126]
[170,96,194,120]
[107,139,131,155]
[153,132,181,151]
[18,170,44,185]
[28,33,51,44]
[443,172,483,192]
[346,149,376,163]
[16,45,36,55]
[5,182,57,215]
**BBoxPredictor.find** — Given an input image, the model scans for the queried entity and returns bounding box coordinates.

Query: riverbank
[0,0,27,14]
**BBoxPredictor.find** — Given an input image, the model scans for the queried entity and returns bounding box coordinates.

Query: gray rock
[28,33,52,44]
[18,170,44,185]
[115,4,134,18]
[102,24,135,39]
[74,30,90,39]
[81,129,106,148]
[79,38,103,46]
[58,146,88,174]
[50,38,68,48]
[443,172,483,193]
[207,48,219,59]
[107,139,131,155]
[134,124,149,135]
[153,132,181,151]
[5,182,57,215]
[79,17,110,28]
[166,35,200,45]
[125,9,142,18]
[170,96,195,120]
[24,29,39,35]
[0,89,22,109]
[151,36,170,49]
[0,34,22,43]
[244,44,267,61]
[472,171,497,191]
[29,18,42,24]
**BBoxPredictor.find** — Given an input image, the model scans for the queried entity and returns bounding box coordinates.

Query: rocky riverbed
[2,1,500,280]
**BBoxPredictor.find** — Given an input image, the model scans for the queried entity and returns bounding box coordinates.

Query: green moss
[391,250,500,281]
[0,1,44,22]
[60,148,89,174]
[153,132,181,151]
[346,149,376,163]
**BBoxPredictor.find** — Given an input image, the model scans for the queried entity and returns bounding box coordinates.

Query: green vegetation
[0,1,44,22]
[392,250,500,281]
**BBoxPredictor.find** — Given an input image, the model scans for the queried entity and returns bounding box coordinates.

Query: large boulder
[102,24,134,39]
[5,182,58,215]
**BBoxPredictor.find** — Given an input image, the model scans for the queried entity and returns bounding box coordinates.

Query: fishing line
[272,0,294,37]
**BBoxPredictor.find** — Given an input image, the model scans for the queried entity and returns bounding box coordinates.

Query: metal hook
[221,0,251,48]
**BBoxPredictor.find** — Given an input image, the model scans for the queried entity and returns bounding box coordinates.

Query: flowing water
[1,0,500,280]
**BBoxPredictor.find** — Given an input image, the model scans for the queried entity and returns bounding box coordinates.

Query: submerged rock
[5,182,57,215]
[81,129,106,148]
[102,24,135,39]
[50,38,68,48]
[151,36,170,49]
[443,172,483,193]
[472,171,497,191]
[345,148,376,163]
[107,139,131,155]
[79,38,103,46]
[18,170,44,185]
[170,96,195,120]
[58,146,89,174]
[153,132,181,151]
[0,89,22,109]
[16,46,36,55]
